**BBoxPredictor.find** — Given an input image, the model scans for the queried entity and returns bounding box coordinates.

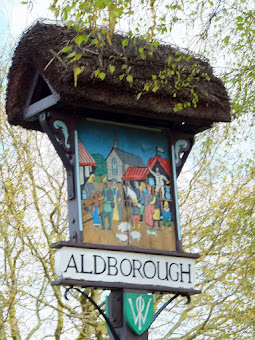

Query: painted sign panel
[77,121,175,251]
[55,247,196,291]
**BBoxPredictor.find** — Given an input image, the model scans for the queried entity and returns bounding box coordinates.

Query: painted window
[112,158,117,175]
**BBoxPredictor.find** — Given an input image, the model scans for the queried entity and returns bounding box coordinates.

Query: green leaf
[74,67,85,87]
[136,92,142,100]
[152,85,159,93]
[70,53,82,63]
[94,69,100,78]
[99,72,106,80]
[75,35,89,47]
[67,20,74,29]
[75,36,83,47]
[109,65,116,74]
[122,39,128,48]
[75,54,82,60]
[62,46,71,53]
[126,75,133,83]
[119,74,125,80]
[236,16,243,22]
[237,23,243,30]
[224,36,230,45]
[66,52,76,59]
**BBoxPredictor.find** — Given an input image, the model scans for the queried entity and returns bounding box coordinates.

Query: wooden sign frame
[41,111,200,295]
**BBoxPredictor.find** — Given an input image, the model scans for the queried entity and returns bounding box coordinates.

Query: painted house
[122,167,149,182]
[79,140,97,185]
[122,155,170,182]
[106,137,145,182]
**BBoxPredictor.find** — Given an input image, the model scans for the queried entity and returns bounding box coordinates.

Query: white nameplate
[55,247,196,290]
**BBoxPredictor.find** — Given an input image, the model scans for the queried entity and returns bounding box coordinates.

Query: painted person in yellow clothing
[150,189,161,230]
[111,178,122,221]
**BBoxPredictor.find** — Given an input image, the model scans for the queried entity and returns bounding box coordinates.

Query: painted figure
[84,174,98,198]
[150,190,161,230]
[161,201,172,228]
[101,180,113,230]
[145,185,154,227]
[148,167,169,199]
[89,205,101,226]
[132,199,140,229]
[134,181,140,201]
[138,182,147,222]
[111,178,123,221]
[165,186,171,200]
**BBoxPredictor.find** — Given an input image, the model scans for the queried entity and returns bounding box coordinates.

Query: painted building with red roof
[122,155,170,182]
[78,140,97,183]
[122,167,149,181]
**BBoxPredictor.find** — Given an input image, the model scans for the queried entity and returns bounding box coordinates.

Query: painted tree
[91,153,107,182]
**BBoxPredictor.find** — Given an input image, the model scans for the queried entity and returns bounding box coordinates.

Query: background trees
[0,0,254,338]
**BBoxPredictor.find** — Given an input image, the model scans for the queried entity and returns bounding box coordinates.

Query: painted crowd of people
[82,173,172,231]
[131,181,172,231]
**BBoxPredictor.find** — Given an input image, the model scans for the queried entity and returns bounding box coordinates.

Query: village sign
[6,22,230,338]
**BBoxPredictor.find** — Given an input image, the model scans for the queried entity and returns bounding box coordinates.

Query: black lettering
[132,259,144,278]
[143,260,156,279]
[180,264,191,283]
[93,255,106,274]
[169,263,179,281]
[107,257,118,276]
[120,259,132,276]
[157,261,168,281]
[80,254,92,274]
[64,254,79,273]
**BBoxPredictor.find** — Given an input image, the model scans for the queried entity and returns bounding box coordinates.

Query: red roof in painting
[147,155,170,177]
[78,140,97,167]
[122,167,149,181]
[122,155,170,180]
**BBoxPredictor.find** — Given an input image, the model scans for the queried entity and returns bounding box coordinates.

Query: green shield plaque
[124,293,153,335]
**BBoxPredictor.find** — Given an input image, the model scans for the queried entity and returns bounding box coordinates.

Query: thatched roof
[6,22,231,133]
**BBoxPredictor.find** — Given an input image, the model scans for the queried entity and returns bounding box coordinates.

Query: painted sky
[78,121,169,165]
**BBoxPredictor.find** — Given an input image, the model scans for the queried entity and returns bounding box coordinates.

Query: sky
[0,0,188,49]
[0,0,54,43]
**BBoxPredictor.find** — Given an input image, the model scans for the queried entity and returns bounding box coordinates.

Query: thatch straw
[6,22,230,133]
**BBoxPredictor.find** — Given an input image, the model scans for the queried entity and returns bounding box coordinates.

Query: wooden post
[108,289,149,340]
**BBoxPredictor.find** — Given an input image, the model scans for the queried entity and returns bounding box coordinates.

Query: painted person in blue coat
[90,204,101,226]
